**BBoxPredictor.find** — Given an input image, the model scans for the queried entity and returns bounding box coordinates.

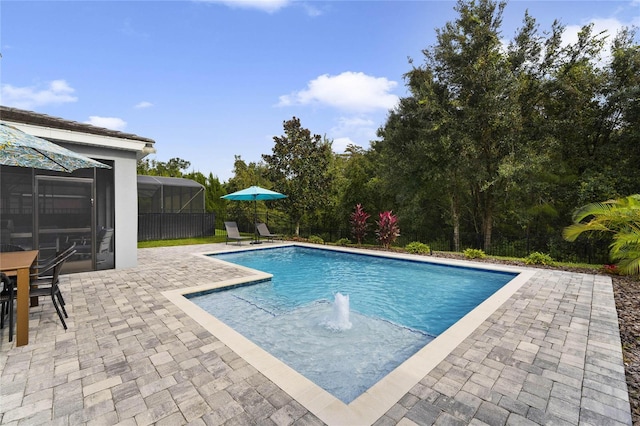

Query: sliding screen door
[36,176,94,273]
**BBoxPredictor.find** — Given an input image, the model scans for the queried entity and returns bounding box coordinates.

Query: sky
[1,0,638,182]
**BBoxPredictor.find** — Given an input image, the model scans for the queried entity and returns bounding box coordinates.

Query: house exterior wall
[3,118,154,270]
[114,152,139,269]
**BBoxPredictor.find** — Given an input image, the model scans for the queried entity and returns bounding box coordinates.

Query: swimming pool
[164,243,531,424]
[187,246,518,403]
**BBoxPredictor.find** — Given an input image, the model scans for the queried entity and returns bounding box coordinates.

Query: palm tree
[563,194,640,275]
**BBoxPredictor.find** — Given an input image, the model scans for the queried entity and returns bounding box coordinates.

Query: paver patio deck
[0,243,632,425]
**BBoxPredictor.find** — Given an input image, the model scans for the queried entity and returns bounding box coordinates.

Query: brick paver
[0,243,632,425]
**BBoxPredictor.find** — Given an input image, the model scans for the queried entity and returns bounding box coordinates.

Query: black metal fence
[297,225,612,265]
[138,213,216,241]
[139,211,610,265]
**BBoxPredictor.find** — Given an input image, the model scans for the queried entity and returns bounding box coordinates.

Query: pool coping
[162,243,535,425]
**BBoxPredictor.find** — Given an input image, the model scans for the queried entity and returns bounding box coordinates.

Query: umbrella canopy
[221,185,287,202]
[221,186,286,243]
[0,123,111,172]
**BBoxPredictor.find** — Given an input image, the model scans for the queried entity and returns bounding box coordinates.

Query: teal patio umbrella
[0,123,111,172]
[221,186,287,243]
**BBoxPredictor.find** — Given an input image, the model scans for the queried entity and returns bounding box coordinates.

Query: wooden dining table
[0,250,38,346]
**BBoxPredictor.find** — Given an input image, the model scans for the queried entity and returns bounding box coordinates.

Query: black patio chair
[0,244,25,253]
[96,228,113,264]
[75,227,113,263]
[31,242,77,282]
[0,272,15,341]
[29,249,76,330]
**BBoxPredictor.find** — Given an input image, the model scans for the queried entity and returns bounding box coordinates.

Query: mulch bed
[612,274,640,425]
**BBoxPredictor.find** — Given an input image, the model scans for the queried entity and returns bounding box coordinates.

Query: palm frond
[610,225,640,276]
[616,256,640,276]
[564,195,640,275]
[562,221,612,242]
[571,201,616,223]
[564,194,640,241]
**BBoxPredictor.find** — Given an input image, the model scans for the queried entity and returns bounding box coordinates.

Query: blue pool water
[189,246,517,403]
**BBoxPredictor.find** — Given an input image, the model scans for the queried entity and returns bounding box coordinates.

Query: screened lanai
[137,175,205,214]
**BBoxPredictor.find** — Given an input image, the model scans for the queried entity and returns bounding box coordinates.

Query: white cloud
[135,101,153,109]
[564,18,620,45]
[277,71,399,113]
[85,116,127,131]
[563,17,637,64]
[335,116,376,130]
[331,137,355,153]
[301,3,323,17]
[1,79,77,109]
[198,0,290,13]
[329,116,378,152]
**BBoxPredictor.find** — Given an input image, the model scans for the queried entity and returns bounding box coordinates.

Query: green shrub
[524,252,555,265]
[405,242,430,254]
[308,235,324,244]
[336,238,351,246]
[463,248,486,259]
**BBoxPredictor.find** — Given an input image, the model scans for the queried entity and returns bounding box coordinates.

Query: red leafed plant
[376,210,400,249]
[350,204,370,245]
[602,264,620,275]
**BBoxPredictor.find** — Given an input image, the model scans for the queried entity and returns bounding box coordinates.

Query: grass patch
[138,235,228,248]
[553,261,602,271]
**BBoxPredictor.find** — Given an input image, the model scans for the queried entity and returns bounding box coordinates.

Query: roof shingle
[0,105,155,144]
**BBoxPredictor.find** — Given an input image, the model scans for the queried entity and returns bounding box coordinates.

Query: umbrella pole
[251,198,262,244]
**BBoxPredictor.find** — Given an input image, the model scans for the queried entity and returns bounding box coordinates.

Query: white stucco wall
[113,153,139,269]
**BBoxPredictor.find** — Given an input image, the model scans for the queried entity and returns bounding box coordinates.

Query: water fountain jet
[326,292,352,330]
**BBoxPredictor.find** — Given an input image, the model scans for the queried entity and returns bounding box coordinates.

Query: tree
[374,0,632,255]
[432,0,526,251]
[334,145,389,237]
[376,69,469,251]
[185,171,226,215]
[137,157,191,177]
[306,140,344,240]
[204,173,226,215]
[262,117,333,235]
[223,156,272,226]
[225,155,270,193]
[377,0,528,251]
[502,14,571,252]
[602,28,640,197]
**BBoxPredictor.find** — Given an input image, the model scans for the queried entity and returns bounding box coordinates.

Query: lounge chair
[256,223,282,242]
[224,222,252,245]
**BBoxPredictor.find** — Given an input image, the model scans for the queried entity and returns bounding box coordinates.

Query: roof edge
[0,105,155,144]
